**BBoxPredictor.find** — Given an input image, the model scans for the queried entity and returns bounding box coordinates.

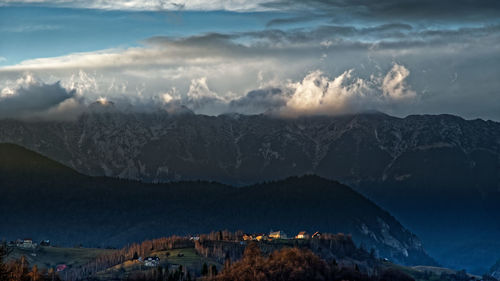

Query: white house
[16,239,37,249]
[144,256,160,267]
[269,231,288,239]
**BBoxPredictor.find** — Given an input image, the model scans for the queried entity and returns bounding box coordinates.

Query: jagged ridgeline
[0,143,434,266]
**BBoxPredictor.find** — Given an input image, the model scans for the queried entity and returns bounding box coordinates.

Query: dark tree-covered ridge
[0,143,433,266]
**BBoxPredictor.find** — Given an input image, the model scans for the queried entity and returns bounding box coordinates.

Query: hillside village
[2,230,496,281]
[8,230,320,251]
[242,231,322,241]
[5,230,322,272]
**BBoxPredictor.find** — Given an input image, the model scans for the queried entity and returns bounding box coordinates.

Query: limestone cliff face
[1,112,499,187]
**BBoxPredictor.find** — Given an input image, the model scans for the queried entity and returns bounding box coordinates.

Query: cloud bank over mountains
[0,63,416,119]
[0,74,81,119]
[1,0,500,120]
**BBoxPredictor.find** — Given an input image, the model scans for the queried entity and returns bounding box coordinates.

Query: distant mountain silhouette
[0,143,434,266]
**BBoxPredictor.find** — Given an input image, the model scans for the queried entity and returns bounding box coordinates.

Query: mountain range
[0,110,499,273]
[0,143,435,267]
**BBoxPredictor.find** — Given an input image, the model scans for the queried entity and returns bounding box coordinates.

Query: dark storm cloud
[146,23,413,49]
[242,23,415,45]
[228,88,288,114]
[0,81,76,119]
[261,0,500,22]
[417,24,500,38]
[240,22,500,53]
[143,33,255,59]
[145,33,237,46]
[265,13,326,27]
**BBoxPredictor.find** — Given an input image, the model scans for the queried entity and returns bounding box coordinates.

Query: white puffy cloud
[186,77,224,102]
[1,73,37,97]
[183,77,228,115]
[382,64,416,100]
[142,63,416,116]
[162,92,174,103]
[66,70,100,96]
[284,70,369,115]
[281,64,416,116]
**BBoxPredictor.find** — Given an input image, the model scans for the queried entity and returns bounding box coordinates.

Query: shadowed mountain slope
[0,143,434,267]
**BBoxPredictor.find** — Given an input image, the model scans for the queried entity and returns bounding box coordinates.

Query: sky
[1,0,500,120]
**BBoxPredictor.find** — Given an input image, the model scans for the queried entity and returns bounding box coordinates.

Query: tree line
[194,231,370,265]
[0,242,61,281]
[202,242,415,281]
[66,236,193,280]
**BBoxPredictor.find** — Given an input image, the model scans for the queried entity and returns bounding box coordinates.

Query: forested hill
[0,143,81,180]
[0,143,434,266]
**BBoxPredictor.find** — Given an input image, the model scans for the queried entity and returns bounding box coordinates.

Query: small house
[269,231,287,239]
[40,240,50,246]
[17,238,37,249]
[242,234,253,241]
[242,233,266,241]
[255,234,267,241]
[295,231,309,239]
[312,231,322,238]
[144,256,160,267]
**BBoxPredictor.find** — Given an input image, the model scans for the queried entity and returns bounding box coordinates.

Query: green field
[95,247,221,280]
[151,248,219,270]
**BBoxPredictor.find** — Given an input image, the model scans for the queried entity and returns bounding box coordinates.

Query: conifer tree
[0,243,11,281]
[201,263,208,276]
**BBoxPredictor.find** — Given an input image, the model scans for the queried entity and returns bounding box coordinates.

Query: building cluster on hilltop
[7,238,51,249]
[243,231,322,241]
[8,238,37,249]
